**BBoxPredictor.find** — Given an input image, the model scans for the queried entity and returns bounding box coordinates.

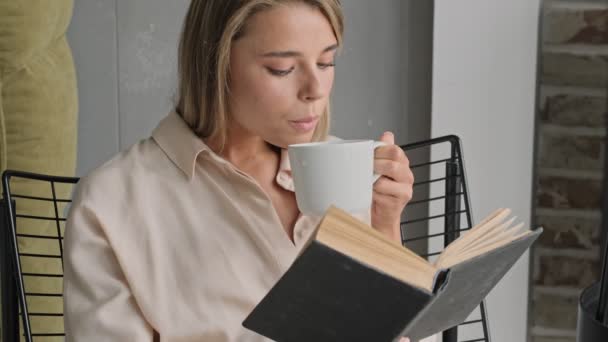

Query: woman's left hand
[372,131,414,242]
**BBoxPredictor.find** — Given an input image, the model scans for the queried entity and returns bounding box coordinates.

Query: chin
[270,134,315,149]
[293,131,318,144]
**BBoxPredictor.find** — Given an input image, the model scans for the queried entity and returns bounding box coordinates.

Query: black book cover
[243,241,433,342]
[243,228,542,342]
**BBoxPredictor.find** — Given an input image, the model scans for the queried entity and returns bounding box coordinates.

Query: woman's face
[227,3,338,148]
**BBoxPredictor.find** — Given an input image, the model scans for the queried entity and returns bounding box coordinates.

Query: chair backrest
[400,135,490,342]
[1,135,491,342]
[1,170,79,342]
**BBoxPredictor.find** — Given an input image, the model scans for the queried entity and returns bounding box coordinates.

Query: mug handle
[372,141,387,183]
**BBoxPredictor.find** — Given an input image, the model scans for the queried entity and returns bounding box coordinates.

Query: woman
[64,0,422,341]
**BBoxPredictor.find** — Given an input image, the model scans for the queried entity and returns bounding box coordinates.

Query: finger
[380,131,395,145]
[375,144,408,163]
[373,190,406,213]
[374,159,413,183]
[374,178,413,203]
[400,338,410,342]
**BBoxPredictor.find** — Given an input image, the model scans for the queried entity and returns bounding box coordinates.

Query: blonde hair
[176,0,344,150]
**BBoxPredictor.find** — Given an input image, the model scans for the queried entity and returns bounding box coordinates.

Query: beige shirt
[64,111,436,342]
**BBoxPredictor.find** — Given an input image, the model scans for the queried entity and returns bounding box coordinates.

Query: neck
[206,123,277,171]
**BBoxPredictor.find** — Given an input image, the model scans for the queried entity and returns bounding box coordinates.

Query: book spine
[432,269,450,294]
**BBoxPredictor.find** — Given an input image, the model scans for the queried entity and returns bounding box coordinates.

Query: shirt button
[294,229,304,244]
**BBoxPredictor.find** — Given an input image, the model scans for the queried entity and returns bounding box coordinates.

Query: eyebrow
[261,43,339,58]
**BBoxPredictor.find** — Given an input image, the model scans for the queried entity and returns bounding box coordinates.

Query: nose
[298,69,324,103]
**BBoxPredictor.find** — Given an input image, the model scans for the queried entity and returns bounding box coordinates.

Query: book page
[449,218,518,257]
[435,209,534,269]
[439,229,533,268]
[434,208,512,266]
[316,206,438,292]
[312,206,534,292]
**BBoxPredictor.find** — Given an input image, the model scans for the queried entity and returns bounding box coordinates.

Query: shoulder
[73,138,170,207]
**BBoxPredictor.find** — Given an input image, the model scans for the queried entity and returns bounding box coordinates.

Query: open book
[243,206,542,342]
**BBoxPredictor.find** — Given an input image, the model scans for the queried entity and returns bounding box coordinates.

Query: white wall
[333,0,405,142]
[68,0,429,176]
[432,1,541,341]
[67,0,121,176]
[68,0,190,176]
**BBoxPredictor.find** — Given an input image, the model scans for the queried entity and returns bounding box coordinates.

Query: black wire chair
[400,135,491,342]
[1,170,79,342]
[1,135,490,342]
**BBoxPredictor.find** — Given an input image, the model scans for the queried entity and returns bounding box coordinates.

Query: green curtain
[0,0,78,340]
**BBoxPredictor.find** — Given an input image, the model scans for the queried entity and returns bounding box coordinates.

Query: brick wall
[530,1,608,341]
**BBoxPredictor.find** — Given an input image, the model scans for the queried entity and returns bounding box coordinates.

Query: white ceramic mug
[288,139,386,216]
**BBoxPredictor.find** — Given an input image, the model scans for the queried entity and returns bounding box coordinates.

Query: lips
[289,116,320,133]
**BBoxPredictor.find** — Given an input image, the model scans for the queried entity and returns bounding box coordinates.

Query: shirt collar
[151,111,210,180]
[152,111,296,192]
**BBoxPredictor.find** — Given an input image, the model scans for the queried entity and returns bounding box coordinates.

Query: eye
[318,61,336,70]
[266,67,294,77]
